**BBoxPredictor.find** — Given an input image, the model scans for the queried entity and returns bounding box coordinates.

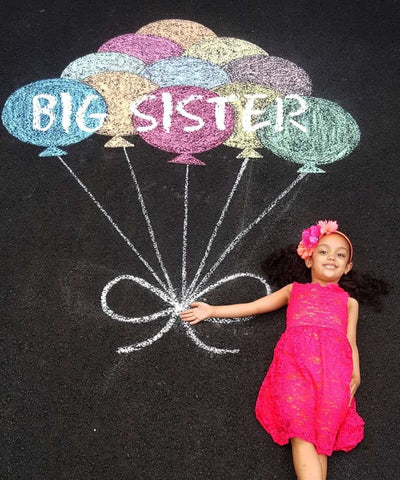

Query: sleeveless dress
[255,282,365,456]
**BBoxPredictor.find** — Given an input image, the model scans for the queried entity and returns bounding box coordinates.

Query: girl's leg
[318,454,327,480]
[291,437,323,480]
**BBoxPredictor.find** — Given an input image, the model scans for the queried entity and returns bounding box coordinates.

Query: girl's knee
[291,437,318,454]
[291,437,314,447]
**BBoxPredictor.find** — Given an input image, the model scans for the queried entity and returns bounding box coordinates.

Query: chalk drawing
[195,273,272,323]
[187,158,250,295]
[98,33,184,64]
[101,275,174,321]
[189,173,307,299]
[181,166,190,297]
[184,37,267,65]
[257,96,361,173]
[117,316,177,354]
[1,19,361,354]
[102,269,273,354]
[61,52,146,81]
[132,85,236,165]
[224,55,312,96]
[143,57,229,89]
[57,147,298,354]
[100,149,305,353]
[1,79,107,157]
[83,72,157,148]
[56,156,171,293]
[137,19,216,49]
[213,83,279,158]
[123,147,176,298]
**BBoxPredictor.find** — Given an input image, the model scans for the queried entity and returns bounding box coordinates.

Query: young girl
[180,220,389,480]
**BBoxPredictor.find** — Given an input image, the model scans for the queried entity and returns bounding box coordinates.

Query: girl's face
[305,233,353,285]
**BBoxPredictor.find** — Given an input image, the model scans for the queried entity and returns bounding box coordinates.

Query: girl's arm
[347,297,361,403]
[180,284,292,325]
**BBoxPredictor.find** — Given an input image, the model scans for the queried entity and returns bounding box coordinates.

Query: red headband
[297,220,353,262]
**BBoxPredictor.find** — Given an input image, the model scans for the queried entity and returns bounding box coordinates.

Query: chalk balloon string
[102,272,271,354]
[57,155,170,293]
[188,171,307,299]
[185,158,249,297]
[99,150,308,354]
[181,165,190,298]
[56,150,307,353]
[123,147,176,299]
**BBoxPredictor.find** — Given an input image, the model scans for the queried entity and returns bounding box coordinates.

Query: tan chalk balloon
[137,19,217,49]
[213,82,280,158]
[184,37,268,66]
[83,72,157,148]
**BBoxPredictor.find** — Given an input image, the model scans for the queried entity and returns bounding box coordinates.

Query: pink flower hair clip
[297,220,353,261]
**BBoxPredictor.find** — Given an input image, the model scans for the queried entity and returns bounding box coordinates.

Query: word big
[32,93,107,133]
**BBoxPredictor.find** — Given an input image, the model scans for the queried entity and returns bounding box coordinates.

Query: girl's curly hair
[262,244,390,311]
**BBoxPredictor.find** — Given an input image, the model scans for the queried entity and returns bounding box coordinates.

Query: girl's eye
[337,253,345,258]
[319,249,327,254]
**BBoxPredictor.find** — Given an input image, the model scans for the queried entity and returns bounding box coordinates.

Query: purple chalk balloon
[132,86,235,165]
[225,55,312,96]
[98,33,184,64]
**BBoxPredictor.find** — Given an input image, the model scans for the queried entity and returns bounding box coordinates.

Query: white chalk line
[182,273,271,355]
[123,147,176,299]
[117,315,177,353]
[192,172,308,297]
[57,156,169,293]
[186,158,249,298]
[182,321,240,354]
[196,272,271,326]
[101,274,174,322]
[181,165,189,298]
[101,271,271,354]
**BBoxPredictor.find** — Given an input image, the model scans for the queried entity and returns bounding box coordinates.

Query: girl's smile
[305,233,353,285]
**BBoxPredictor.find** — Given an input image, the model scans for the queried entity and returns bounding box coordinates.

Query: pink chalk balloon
[98,33,184,64]
[132,86,235,165]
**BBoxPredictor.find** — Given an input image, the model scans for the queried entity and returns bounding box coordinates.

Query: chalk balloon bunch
[2,18,360,167]
[0,19,363,354]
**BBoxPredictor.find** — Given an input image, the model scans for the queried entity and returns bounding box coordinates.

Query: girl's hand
[349,375,360,405]
[180,302,213,325]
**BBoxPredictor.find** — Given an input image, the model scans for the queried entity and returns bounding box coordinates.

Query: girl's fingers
[189,318,203,325]
[180,311,200,323]
[349,382,358,405]
[180,303,206,324]
[180,311,203,324]
[180,303,200,315]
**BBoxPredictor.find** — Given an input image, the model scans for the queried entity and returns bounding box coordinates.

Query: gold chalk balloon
[83,72,157,148]
[184,37,268,66]
[213,82,280,158]
[137,19,217,49]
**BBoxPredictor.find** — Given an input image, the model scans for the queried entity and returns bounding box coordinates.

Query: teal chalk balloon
[143,57,229,88]
[1,78,107,157]
[257,96,360,173]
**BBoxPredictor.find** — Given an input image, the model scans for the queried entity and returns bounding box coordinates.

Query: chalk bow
[101,272,271,354]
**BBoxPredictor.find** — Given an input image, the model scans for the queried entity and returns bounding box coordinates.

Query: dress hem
[256,413,364,456]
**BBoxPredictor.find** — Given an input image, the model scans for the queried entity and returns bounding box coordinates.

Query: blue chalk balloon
[143,57,229,89]
[1,78,107,156]
[61,52,146,80]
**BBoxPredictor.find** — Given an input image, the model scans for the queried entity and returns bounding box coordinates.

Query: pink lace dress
[255,282,364,456]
